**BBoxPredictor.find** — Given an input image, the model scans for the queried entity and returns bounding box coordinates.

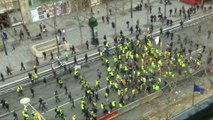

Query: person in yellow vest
[72,115,76,120]
[31,74,38,84]
[124,66,128,74]
[33,74,38,81]
[106,76,110,85]
[33,65,38,74]
[17,85,23,96]
[112,99,116,109]
[105,92,109,102]
[35,111,42,120]
[59,107,64,118]
[125,87,129,93]
[105,59,109,68]
[74,68,79,80]
[114,82,118,91]
[119,99,124,108]
[119,63,124,73]
[31,75,35,84]
[58,79,63,88]
[55,106,60,118]
[121,78,126,86]
[32,110,36,120]
[132,88,136,99]
[95,79,101,89]
[107,66,111,73]
[101,102,108,114]
[109,71,114,78]
[81,102,85,114]
[22,109,30,120]
[155,84,160,91]
[118,89,121,97]
[106,42,110,49]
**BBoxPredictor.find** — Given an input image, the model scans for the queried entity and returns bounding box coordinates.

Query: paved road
[0,53,161,120]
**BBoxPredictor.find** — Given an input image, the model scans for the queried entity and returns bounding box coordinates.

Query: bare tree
[114,0,118,36]
[73,0,84,46]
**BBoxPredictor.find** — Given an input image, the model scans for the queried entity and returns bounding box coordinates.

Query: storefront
[91,0,101,6]
[0,0,106,25]
[0,0,23,26]
[28,0,102,22]
[29,0,70,22]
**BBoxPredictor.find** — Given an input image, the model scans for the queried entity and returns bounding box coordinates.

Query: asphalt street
[0,2,212,120]
[0,54,159,120]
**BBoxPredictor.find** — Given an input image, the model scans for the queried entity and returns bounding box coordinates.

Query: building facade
[0,0,103,26]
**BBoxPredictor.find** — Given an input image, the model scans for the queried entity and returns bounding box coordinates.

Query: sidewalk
[0,0,205,83]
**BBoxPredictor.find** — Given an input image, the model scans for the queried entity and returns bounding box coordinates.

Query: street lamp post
[114,0,117,36]
[164,0,167,18]
[122,0,125,14]
[146,0,150,25]
[53,2,60,56]
[130,0,133,27]
[106,0,109,19]
[75,1,83,46]
[89,17,98,45]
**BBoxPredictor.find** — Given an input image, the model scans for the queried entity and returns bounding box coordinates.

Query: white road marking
[45,86,107,113]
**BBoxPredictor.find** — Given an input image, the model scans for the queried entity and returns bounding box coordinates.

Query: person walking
[85,53,88,63]
[102,16,105,23]
[64,85,68,95]
[68,92,72,101]
[20,62,26,71]
[130,26,133,34]
[33,65,38,74]
[35,57,39,66]
[39,23,43,32]
[30,87,35,98]
[71,45,76,54]
[169,9,172,17]
[19,29,24,40]
[38,97,43,109]
[106,16,109,24]
[43,78,47,85]
[6,66,12,75]
[97,69,101,79]
[5,101,10,112]
[55,90,61,103]
[70,96,75,109]
[198,24,201,32]
[208,30,211,39]
[126,21,129,28]
[41,101,48,112]
[86,40,89,50]
[17,85,23,97]
[50,52,54,60]
[1,73,4,81]
[58,79,63,88]
[13,111,18,120]
[43,52,47,60]
[64,50,68,61]
[11,42,15,51]
[62,28,65,36]
[74,55,77,64]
